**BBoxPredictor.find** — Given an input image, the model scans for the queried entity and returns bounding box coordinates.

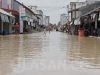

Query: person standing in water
[48,25,52,34]
[15,23,20,34]
[43,27,47,36]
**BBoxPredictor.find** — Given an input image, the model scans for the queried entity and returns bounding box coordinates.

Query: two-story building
[68,2,86,35]
[0,0,38,34]
[68,0,100,36]
[79,1,100,36]
[0,0,15,34]
[0,8,15,35]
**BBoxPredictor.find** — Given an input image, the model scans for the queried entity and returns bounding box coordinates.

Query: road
[0,31,100,75]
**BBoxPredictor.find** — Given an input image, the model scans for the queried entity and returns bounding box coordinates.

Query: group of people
[13,23,53,35]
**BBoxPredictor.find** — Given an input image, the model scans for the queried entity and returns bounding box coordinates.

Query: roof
[1,8,19,15]
[0,9,14,17]
[79,1,100,16]
[15,0,36,15]
[81,7,100,17]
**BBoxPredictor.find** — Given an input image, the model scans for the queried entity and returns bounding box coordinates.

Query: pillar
[95,14,98,29]
[20,20,23,33]
[95,12,99,29]
[1,22,3,33]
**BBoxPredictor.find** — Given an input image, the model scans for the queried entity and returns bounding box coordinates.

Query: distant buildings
[37,10,43,26]
[28,6,50,30]
[28,6,44,31]
[28,6,44,26]
[60,14,68,25]
[43,16,50,26]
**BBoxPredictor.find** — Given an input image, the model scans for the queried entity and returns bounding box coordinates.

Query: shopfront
[74,18,80,35]
[0,9,15,35]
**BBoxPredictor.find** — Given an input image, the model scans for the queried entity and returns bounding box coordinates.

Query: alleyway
[0,31,100,75]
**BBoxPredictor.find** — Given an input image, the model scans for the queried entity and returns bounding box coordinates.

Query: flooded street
[0,31,100,75]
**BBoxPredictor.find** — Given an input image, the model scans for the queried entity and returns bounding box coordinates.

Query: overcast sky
[17,0,86,24]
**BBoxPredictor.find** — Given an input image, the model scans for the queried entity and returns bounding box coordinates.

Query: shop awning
[0,9,14,17]
[81,7,100,17]
[1,14,9,22]
[74,18,80,25]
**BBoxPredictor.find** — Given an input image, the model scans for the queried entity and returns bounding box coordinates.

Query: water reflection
[0,35,20,75]
[68,36,100,69]
[0,32,100,75]
[0,33,43,75]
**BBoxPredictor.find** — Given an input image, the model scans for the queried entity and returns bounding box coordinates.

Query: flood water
[0,31,100,75]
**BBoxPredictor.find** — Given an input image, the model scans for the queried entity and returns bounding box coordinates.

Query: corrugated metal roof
[15,0,36,15]
[79,1,100,16]
[81,7,100,17]
[0,9,14,17]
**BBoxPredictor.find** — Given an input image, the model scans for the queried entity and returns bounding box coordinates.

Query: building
[79,1,100,36]
[68,2,86,35]
[13,0,38,33]
[43,16,50,26]
[68,2,86,21]
[0,8,15,35]
[0,0,38,33]
[0,0,15,34]
[28,6,44,31]
[37,10,43,26]
[60,14,68,25]
[68,0,100,36]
